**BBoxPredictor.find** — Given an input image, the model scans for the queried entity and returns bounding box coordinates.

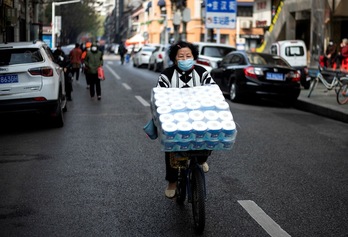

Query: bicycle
[307,66,348,98]
[337,79,348,105]
[169,150,211,234]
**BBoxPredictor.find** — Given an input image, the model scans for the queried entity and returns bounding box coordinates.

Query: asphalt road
[0,54,347,237]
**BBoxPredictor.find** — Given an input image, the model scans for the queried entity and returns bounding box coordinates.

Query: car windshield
[200,46,235,58]
[0,48,43,66]
[247,53,289,67]
[285,46,305,56]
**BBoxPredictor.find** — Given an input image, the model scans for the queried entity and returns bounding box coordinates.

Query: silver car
[193,42,236,72]
[0,41,67,127]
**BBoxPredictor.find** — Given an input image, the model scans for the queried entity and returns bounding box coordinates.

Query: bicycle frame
[316,71,339,90]
[169,150,211,234]
[308,66,345,98]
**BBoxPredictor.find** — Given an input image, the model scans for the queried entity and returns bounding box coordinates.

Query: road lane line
[122,83,131,90]
[135,96,150,107]
[105,64,120,80]
[238,200,291,237]
[107,61,113,65]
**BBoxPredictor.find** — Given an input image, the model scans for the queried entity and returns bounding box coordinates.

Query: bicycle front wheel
[176,170,187,205]
[308,77,318,98]
[191,167,206,234]
[337,79,348,105]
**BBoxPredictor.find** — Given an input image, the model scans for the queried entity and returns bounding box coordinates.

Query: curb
[294,100,348,123]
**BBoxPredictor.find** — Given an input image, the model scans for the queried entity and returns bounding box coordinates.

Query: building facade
[0,0,42,43]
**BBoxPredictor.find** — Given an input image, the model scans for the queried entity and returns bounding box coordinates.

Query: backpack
[119,44,127,54]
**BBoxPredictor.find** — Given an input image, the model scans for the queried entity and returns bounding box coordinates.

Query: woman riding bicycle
[156,41,216,198]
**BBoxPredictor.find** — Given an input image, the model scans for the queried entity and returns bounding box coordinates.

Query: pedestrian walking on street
[82,42,92,89]
[69,43,83,81]
[118,41,127,65]
[84,43,103,100]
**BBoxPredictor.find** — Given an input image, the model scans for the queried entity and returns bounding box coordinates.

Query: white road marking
[238,200,291,237]
[107,61,113,65]
[105,64,120,80]
[122,83,131,90]
[135,96,150,107]
[104,63,150,107]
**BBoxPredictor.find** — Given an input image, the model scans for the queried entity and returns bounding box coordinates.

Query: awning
[125,34,145,45]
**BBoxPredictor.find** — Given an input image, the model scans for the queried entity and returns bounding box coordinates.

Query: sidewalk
[294,83,348,123]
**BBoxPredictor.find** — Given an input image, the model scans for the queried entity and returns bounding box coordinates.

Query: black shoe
[97,96,101,100]
[67,97,72,101]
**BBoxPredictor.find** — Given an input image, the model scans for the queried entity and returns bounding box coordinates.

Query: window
[201,46,235,58]
[221,54,233,64]
[231,55,243,65]
[285,46,305,56]
[0,48,43,65]
[270,45,278,55]
[237,6,253,17]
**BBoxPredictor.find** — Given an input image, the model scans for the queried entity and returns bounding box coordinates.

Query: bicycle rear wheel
[308,77,318,98]
[191,166,205,234]
[337,79,348,105]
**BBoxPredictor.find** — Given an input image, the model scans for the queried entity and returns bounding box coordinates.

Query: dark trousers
[72,67,80,80]
[88,73,101,97]
[64,72,73,99]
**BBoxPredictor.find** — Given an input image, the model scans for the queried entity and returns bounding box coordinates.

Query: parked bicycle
[307,66,348,98]
[337,80,348,105]
[169,150,211,234]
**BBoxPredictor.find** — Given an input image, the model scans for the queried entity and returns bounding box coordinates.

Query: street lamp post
[52,0,81,48]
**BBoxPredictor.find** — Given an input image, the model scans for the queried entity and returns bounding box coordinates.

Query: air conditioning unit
[240,20,251,29]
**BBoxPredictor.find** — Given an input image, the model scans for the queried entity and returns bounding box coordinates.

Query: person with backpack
[69,43,83,81]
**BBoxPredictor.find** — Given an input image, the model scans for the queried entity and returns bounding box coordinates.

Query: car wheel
[229,80,241,102]
[302,80,310,90]
[154,61,158,72]
[158,62,163,72]
[148,62,152,70]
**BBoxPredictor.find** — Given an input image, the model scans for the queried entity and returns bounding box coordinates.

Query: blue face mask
[177,59,194,71]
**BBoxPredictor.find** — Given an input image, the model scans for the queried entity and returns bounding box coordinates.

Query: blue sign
[205,0,237,29]
[43,35,52,49]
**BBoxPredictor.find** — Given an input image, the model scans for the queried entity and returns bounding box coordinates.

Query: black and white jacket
[157,65,215,88]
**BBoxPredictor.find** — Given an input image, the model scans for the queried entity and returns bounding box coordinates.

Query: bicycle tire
[337,79,348,105]
[176,170,187,205]
[308,78,318,98]
[191,166,205,234]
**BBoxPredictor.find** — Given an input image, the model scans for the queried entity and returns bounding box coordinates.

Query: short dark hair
[168,41,198,63]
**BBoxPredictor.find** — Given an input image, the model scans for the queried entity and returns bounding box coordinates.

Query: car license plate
[0,74,19,84]
[266,72,284,81]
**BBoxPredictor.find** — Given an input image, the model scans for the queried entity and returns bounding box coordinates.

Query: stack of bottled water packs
[151,85,237,152]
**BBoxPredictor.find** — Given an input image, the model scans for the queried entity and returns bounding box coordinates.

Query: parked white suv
[193,42,236,72]
[0,41,67,127]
